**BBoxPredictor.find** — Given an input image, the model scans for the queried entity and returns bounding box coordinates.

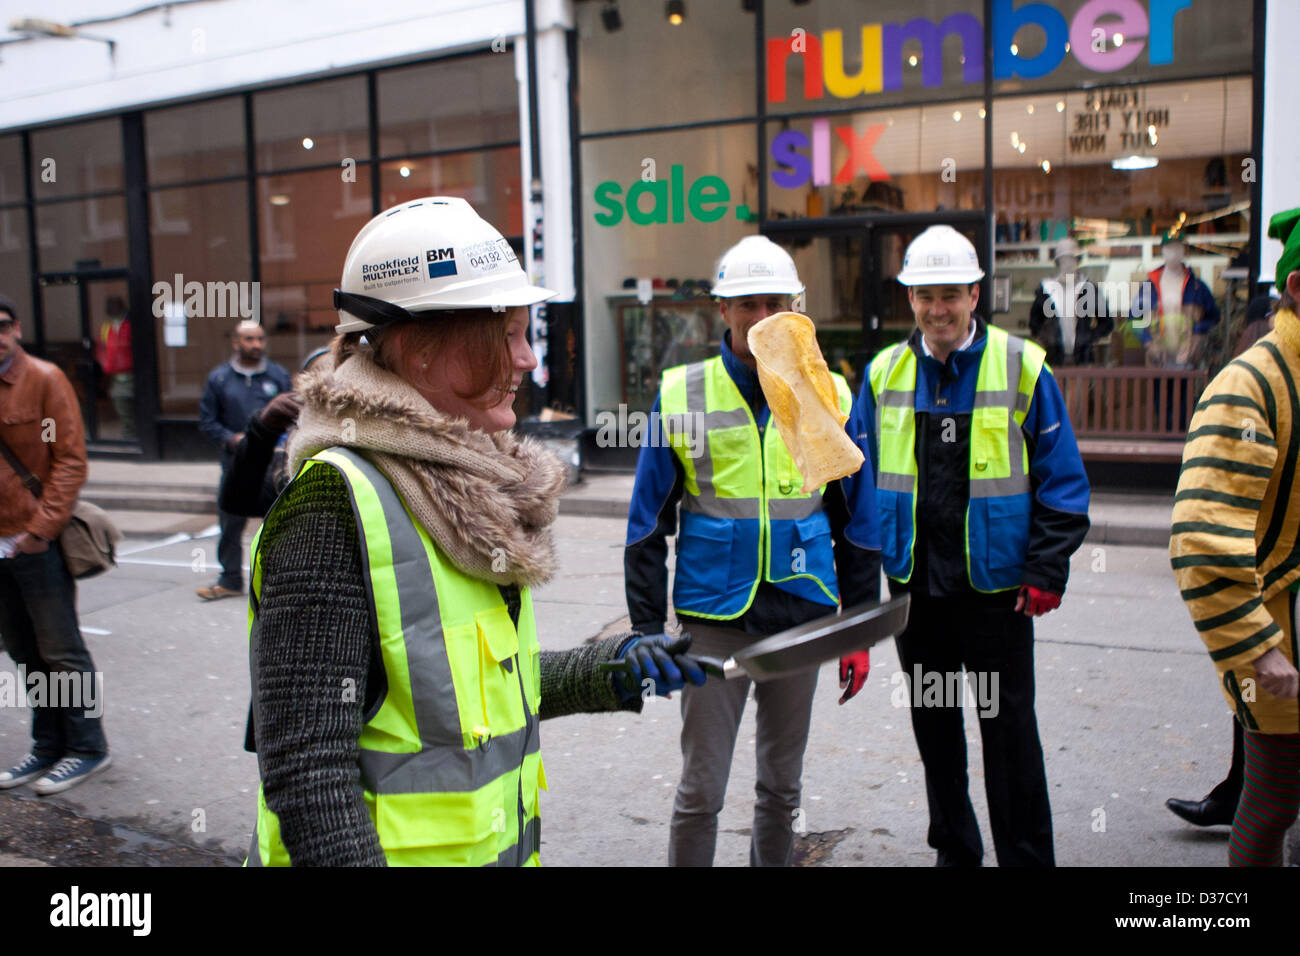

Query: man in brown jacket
[0,294,111,795]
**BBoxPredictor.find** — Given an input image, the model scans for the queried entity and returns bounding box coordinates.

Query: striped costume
[1170,307,1300,865]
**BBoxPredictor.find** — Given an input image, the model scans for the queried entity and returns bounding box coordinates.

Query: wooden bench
[1051,367,1208,463]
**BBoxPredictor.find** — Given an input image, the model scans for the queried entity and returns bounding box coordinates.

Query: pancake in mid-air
[747,311,864,494]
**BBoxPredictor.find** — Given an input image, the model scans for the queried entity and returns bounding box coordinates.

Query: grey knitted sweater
[252,462,641,866]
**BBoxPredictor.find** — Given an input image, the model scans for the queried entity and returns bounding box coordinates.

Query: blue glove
[608,633,708,701]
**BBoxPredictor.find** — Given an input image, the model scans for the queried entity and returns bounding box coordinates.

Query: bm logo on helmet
[427,247,457,279]
[925,254,950,267]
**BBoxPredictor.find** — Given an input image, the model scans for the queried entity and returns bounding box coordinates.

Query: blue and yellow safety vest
[246,446,545,866]
[659,356,852,618]
[868,326,1046,593]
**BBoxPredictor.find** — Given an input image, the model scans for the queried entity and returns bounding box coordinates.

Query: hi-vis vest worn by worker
[245,446,545,867]
[869,325,1046,593]
[659,356,853,619]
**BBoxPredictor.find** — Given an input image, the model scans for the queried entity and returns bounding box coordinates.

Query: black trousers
[893,593,1054,866]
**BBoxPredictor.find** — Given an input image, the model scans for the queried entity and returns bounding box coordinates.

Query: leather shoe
[1165,794,1237,827]
[196,584,243,601]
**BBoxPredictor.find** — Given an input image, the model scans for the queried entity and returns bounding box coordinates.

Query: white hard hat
[896,225,985,286]
[711,235,803,298]
[1053,237,1082,260]
[334,196,556,333]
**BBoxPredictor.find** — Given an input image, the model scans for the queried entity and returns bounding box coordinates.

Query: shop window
[34,196,127,272]
[149,182,253,416]
[577,0,757,133]
[0,136,24,204]
[146,97,246,185]
[29,119,124,198]
[254,76,370,171]
[991,77,1252,368]
[766,100,985,220]
[258,166,374,339]
[763,0,984,116]
[378,56,519,155]
[379,147,522,238]
[580,124,757,417]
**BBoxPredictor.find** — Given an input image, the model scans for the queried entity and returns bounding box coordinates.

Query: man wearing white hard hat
[1028,237,1113,367]
[244,197,710,866]
[625,234,882,866]
[846,224,1090,866]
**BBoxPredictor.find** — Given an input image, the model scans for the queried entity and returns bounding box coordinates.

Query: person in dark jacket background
[219,347,330,519]
[848,225,1090,867]
[197,321,291,600]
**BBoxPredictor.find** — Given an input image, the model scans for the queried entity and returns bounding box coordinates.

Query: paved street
[0,513,1235,866]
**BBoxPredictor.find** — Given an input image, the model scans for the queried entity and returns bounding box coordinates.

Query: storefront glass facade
[1,48,521,455]
[577,0,1258,420]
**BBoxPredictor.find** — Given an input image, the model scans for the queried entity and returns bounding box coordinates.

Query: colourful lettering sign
[766,0,1191,104]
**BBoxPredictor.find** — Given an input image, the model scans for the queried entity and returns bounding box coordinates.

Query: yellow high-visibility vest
[245,446,545,866]
[659,356,852,617]
[869,326,1046,592]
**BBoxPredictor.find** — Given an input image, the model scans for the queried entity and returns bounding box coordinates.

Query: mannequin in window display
[1028,238,1113,367]
[1130,234,1220,370]
[1129,234,1221,430]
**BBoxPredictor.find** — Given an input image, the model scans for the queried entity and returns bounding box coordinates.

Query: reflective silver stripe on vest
[487,815,540,867]
[358,723,539,794]
[878,471,916,494]
[682,495,761,519]
[768,495,822,520]
[246,828,262,867]
[970,336,1030,499]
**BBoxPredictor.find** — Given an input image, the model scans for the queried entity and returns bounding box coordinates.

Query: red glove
[838,650,871,705]
[1016,585,1061,617]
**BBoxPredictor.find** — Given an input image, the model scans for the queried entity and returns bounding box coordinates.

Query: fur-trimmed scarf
[287,347,566,588]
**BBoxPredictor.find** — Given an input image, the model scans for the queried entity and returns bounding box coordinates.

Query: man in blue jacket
[196,321,291,600]
[625,235,882,867]
[847,225,1090,866]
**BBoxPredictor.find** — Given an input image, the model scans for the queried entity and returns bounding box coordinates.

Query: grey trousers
[668,621,819,867]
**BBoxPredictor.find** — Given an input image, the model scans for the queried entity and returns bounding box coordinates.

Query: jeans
[0,541,108,759]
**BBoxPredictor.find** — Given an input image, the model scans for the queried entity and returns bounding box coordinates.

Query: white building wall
[0,0,547,129]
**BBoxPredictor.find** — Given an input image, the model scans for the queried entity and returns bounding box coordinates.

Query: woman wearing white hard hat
[244,197,706,866]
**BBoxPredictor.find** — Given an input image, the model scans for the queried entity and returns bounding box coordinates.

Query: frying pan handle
[694,656,745,680]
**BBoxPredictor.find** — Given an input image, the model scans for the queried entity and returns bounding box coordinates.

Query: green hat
[1160,230,1184,246]
[1268,207,1300,293]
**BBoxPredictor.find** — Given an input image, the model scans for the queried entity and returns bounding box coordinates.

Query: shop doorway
[765,212,988,391]
[37,268,138,447]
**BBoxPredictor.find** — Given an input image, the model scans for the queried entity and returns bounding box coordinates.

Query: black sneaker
[32,754,113,795]
[0,752,59,789]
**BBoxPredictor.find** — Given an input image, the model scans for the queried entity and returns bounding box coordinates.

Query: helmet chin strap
[334,290,416,329]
